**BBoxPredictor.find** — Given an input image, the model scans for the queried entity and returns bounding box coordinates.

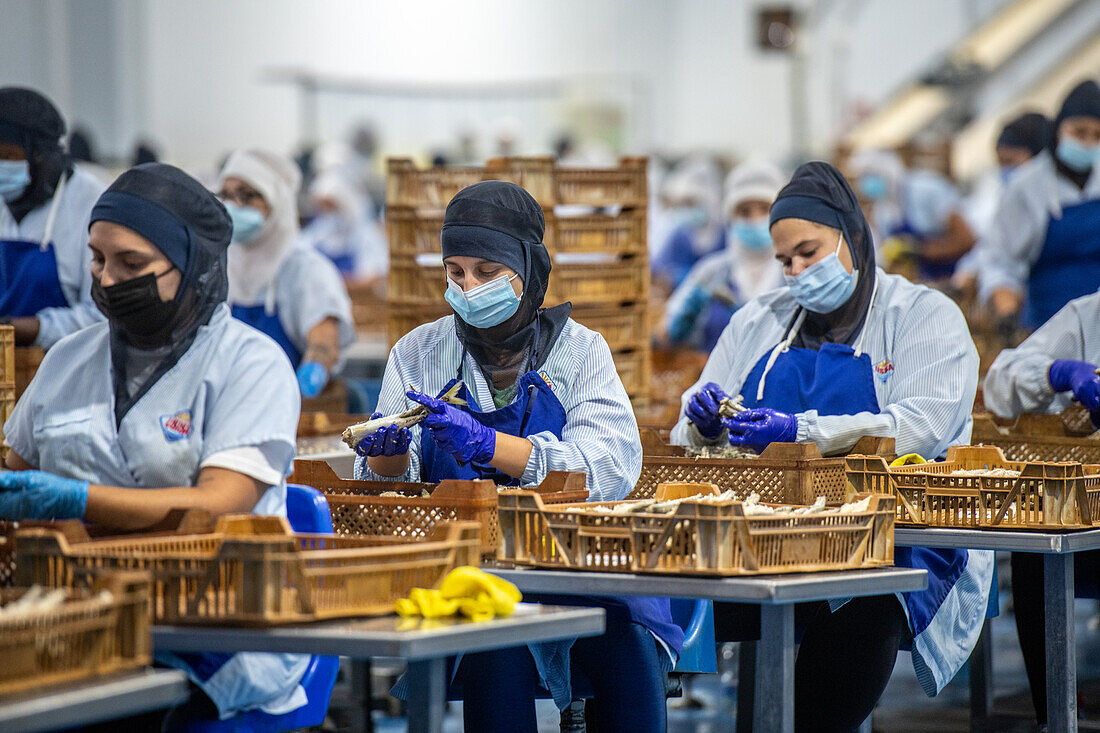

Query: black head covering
[1050,80,1100,187]
[67,128,96,163]
[997,112,1049,157]
[441,181,570,384]
[769,161,876,349]
[0,87,71,224]
[89,163,232,423]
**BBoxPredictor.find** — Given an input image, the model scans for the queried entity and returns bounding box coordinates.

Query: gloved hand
[668,287,710,343]
[407,389,496,465]
[296,361,329,398]
[0,470,89,520]
[354,413,412,457]
[1048,360,1100,412]
[685,382,729,439]
[724,408,798,450]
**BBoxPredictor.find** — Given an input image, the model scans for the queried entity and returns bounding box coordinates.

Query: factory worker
[983,292,1100,726]
[651,156,725,290]
[217,149,355,398]
[954,113,1050,297]
[664,160,785,351]
[980,79,1100,330]
[299,170,388,279]
[0,87,106,348]
[0,163,310,722]
[355,181,682,732]
[673,162,991,731]
[849,148,976,281]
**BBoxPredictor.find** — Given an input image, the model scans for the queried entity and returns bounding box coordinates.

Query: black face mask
[91,268,179,347]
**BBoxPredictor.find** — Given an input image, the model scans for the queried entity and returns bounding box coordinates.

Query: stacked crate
[385,156,651,402]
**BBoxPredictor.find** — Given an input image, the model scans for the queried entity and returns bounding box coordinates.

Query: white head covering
[660,156,722,215]
[309,170,364,223]
[847,148,906,199]
[218,148,302,306]
[722,160,785,217]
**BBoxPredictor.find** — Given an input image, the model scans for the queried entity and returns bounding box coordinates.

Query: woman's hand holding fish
[406,390,496,465]
[354,413,412,457]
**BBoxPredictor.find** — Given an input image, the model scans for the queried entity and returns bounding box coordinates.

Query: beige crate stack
[386,156,651,402]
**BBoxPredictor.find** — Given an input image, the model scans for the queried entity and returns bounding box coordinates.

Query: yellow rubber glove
[439,566,522,615]
[394,567,522,620]
[891,453,927,467]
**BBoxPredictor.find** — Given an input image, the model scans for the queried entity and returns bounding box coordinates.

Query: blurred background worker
[651,156,724,292]
[980,80,1100,332]
[664,160,785,351]
[848,148,976,282]
[217,148,355,399]
[0,86,106,348]
[953,112,1051,298]
[299,170,388,281]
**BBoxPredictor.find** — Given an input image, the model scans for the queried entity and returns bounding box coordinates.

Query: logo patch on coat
[539,371,554,390]
[160,411,193,442]
[873,359,894,383]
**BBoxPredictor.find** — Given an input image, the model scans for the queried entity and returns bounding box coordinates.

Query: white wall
[0,0,1011,169]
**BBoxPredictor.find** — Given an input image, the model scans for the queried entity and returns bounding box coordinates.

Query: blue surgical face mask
[445,272,522,328]
[0,160,31,203]
[731,217,772,251]
[783,232,858,313]
[1056,136,1100,173]
[225,201,266,243]
[671,206,709,230]
[858,173,888,202]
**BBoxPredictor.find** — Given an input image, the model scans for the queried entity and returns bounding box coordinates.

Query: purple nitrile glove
[406,389,496,465]
[354,413,412,457]
[1048,360,1100,412]
[724,407,798,451]
[685,382,729,439]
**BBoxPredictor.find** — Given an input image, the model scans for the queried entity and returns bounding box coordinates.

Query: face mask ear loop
[757,308,806,402]
[40,172,69,252]
[853,274,879,359]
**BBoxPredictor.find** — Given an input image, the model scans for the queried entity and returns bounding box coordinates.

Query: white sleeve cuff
[202,445,286,486]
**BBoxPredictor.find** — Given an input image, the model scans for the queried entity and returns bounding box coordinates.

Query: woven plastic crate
[485,156,648,208]
[972,413,1100,464]
[629,429,896,504]
[345,281,388,337]
[15,516,480,625]
[546,209,647,256]
[570,302,648,352]
[388,257,445,304]
[290,460,589,558]
[0,570,151,696]
[546,256,648,306]
[386,159,486,208]
[611,348,651,398]
[846,445,1100,529]
[497,491,894,576]
[386,302,452,346]
[0,325,14,387]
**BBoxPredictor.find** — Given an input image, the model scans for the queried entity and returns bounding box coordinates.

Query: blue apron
[323,251,356,275]
[1026,198,1100,328]
[0,176,72,317]
[889,218,956,282]
[231,303,302,368]
[740,327,971,654]
[419,345,683,704]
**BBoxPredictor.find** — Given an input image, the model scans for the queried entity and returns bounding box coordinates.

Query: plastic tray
[497,491,894,576]
[972,413,1100,464]
[0,570,151,696]
[14,516,480,625]
[629,429,897,504]
[846,445,1100,530]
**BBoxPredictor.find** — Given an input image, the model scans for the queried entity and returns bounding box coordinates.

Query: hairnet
[440,181,569,381]
[92,162,232,422]
[661,156,721,215]
[723,160,785,216]
[217,148,303,305]
[770,161,877,349]
[846,149,905,195]
[996,112,1049,156]
[0,87,70,223]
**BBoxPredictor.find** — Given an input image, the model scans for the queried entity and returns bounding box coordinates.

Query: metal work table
[896,526,1100,733]
[489,566,927,733]
[0,668,189,733]
[154,603,604,733]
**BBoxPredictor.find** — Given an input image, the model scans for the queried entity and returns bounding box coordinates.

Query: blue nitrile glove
[669,287,710,342]
[1048,360,1100,413]
[354,413,412,457]
[685,382,729,439]
[406,389,496,465]
[724,408,798,451]
[296,361,329,398]
[0,470,89,520]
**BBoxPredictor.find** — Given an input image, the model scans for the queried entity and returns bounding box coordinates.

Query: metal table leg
[1045,553,1077,733]
[969,619,992,732]
[755,604,795,733]
[737,641,757,733]
[405,657,446,733]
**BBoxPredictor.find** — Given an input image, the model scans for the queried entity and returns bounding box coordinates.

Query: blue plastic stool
[670,598,717,674]
[181,485,338,732]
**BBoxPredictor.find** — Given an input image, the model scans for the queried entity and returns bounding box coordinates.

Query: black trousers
[715,594,909,733]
